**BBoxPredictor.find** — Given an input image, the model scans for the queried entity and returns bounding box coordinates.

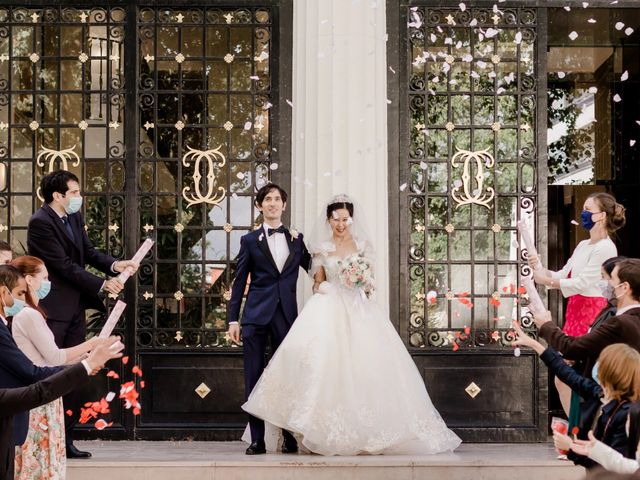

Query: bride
[242,194,461,455]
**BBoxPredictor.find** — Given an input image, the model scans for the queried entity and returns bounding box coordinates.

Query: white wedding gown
[242,251,461,456]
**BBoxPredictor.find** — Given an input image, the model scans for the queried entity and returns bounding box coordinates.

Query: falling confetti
[571,220,579,225]
[236,172,245,180]
[613,94,622,102]
[286,99,293,108]
[459,2,466,11]
[121,356,129,365]
[631,140,637,147]
[621,71,629,81]
[588,86,598,94]
[568,31,578,41]
[419,161,427,170]
[105,392,116,402]
[399,183,407,191]
[243,121,252,130]
[514,347,521,357]
[485,28,499,39]
[587,18,596,24]
[625,27,634,36]
[514,32,522,44]
[564,6,571,11]
[558,72,566,79]
[615,22,625,31]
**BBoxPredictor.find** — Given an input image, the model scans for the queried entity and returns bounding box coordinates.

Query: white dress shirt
[616,304,640,316]
[263,223,290,272]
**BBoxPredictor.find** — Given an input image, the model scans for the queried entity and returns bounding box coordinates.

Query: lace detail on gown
[242,250,461,455]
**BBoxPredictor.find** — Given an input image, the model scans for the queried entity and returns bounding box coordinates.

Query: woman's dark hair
[603,256,628,276]
[0,264,23,291]
[255,183,287,206]
[588,192,626,236]
[326,202,354,220]
[627,403,640,459]
[41,170,80,204]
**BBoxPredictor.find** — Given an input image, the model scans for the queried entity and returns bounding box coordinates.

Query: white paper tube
[522,277,545,316]
[517,220,541,270]
[117,238,154,283]
[99,300,127,338]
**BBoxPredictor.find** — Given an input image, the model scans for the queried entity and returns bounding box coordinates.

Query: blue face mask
[581,210,595,230]
[35,280,51,300]
[4,294,25,317]
[64,196,83,214]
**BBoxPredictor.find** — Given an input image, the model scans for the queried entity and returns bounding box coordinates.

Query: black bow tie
[267,226,287,236]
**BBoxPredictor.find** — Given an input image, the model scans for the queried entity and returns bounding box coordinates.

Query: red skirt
[563,295,608,337]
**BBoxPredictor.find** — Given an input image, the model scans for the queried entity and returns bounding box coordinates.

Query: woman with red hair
[10,256,99,480]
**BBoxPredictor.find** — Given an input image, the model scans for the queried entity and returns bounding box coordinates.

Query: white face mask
[596,280,615,301]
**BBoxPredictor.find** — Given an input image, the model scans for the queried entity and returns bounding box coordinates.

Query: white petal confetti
[485,28,499,39]
[588,18,596,23]
[269,163,279,170]
[244,121,252,130]
[236,172,244,180]
[249,75,259,80]
[571,220,579,225]
[564,6,571,11]
[568,31,578,41]
[469,18,478,27]
[286,99,293,107]
[399,183,407,192]
[558,72,566,79]
[514,32,522,44]
[588,86,598,94]
[430,33,437,42]
[514,347,521,357]
[106,392,116,402]
[613,94,622,102]
[630,139,636,147]
[459,2,466,11]
[615,22,625,31]
[621,70,629,81]
[582,2,589,7]
[419,161,427,170]
[625,27,634,36]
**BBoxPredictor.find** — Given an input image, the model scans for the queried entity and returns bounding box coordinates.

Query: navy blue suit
[229,227,311,442]
[27,203,116,445]
[0,320,61,446]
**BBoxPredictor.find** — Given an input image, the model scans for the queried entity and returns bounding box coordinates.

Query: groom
[228,183,311,455]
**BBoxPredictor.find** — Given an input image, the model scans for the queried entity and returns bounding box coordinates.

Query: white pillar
[291,0,389,314]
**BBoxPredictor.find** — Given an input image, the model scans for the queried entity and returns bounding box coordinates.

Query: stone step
[67,441,585,480]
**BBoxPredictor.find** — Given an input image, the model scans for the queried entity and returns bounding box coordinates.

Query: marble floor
[66,441,586,480]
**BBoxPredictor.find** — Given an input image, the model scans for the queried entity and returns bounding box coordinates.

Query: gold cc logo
[450,148,495,210]
[181,146,227,209]
[36,145,81,202]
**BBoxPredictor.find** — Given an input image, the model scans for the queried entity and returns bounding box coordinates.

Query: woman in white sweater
[11,256,100,480]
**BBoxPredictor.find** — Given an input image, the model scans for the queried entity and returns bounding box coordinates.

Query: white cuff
[228,321,239,325]
[81,359,92,375]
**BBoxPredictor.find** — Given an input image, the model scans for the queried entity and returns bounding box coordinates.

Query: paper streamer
[99,300,127,338]
[117,238,154,283]
[522,277,545,315]
[517,220,541,270]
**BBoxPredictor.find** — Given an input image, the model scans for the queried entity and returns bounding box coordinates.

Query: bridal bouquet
[337,254,375,298]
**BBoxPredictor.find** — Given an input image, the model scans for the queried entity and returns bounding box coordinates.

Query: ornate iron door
[0,2,289,440]
[395,3,547,441]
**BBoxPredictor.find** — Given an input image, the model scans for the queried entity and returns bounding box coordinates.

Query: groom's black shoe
[282,437,298,454]
[66,444,92,458]
[246,441,266,455]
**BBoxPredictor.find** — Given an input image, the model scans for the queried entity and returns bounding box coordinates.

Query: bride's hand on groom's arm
[227,323,241,344]
[313,281,332,294]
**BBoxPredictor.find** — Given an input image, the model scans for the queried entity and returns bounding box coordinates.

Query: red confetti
[517,286,527,295]
[572,426,579,436]
[66,410,73,417]
[428,296,437,304]
[502,286,508,293]
[452,342,459,352]
[132,365,143,377]
[509,284,515,294]
[464,326,471,335]
[133,407,141,416]
[140,380,146,389]
[106,370,119,379]
[121,356,129,365]
[490,297,501,307]
[95,419,108,430]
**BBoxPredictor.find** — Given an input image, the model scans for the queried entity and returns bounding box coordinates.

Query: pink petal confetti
[615,22,625,31]
[588,86,598,94]
[243,121,252,130]
[625,27,634,36]
[469,18,478,27]
[621,71,629,81]
[613,94,622,102]
[568,31,578,41]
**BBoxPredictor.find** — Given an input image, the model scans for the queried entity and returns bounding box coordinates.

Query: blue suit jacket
[27,203,116,320]
[228,228,311,326]
[0,320,61,445]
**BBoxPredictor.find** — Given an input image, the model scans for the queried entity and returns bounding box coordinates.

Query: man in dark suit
[26,170,138,458]
[535,258,640,372]
[0,265,62,449]
[1,339,123,480]
[227,183,311,455]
